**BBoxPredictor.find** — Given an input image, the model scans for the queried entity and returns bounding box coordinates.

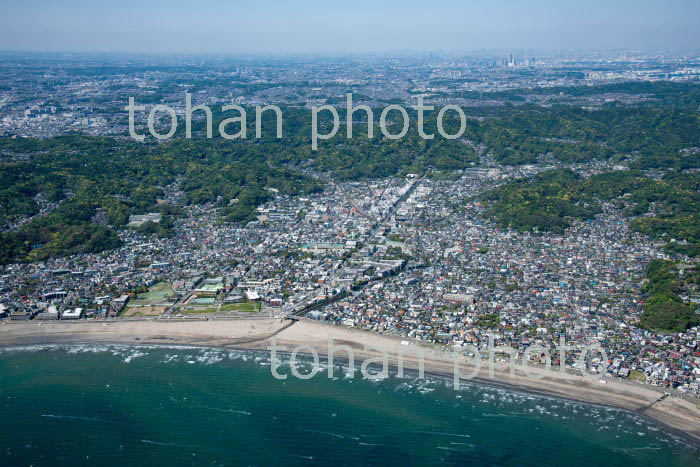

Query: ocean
[0,345,697,466]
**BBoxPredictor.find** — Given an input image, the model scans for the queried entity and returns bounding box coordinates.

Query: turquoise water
[0,345,698,466]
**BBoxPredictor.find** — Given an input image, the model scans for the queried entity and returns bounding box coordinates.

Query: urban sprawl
[1,50,699,399]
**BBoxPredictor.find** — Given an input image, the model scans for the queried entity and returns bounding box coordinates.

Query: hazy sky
[1,0,699,53]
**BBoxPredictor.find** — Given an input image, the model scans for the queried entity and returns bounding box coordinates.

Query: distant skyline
[1,0,699,54]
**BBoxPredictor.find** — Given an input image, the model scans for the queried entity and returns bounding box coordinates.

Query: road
[282,177,421,317]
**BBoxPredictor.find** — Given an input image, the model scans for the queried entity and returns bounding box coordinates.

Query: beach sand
[2,317,699,445]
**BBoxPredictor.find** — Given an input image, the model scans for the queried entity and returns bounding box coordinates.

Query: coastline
[2,318,700,447]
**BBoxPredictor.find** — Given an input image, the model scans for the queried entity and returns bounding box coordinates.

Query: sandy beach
[2,317,699,446]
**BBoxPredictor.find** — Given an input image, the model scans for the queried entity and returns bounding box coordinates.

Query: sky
[1,0,699,54]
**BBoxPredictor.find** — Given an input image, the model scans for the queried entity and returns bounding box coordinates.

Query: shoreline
[2,318,700,448]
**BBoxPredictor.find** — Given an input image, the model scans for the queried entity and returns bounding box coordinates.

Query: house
[111,295,130,313]
[36,305,60,320]
[10,311,32,320]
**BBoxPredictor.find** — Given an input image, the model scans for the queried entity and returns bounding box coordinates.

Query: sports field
[221,302,260,313]
[128,282,175,306]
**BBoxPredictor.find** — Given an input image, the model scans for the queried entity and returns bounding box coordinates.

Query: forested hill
[0,136,323,264]
[483,169,700,257]
[640,259,700,332]
[1,81,700,264]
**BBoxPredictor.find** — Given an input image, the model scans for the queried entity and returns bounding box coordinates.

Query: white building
[62,308,83,320]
